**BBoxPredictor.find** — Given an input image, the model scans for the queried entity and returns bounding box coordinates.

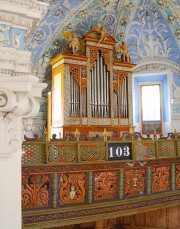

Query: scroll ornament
[0,88,40,155]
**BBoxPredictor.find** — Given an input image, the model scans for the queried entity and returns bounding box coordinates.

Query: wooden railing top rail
[22,130,180,165]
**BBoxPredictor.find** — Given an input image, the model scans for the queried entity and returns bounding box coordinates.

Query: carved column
[0,1,48,229]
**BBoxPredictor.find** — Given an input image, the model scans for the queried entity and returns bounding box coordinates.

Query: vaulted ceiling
[26,0,180,68]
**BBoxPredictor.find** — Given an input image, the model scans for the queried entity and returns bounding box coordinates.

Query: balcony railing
[22,130,180,228]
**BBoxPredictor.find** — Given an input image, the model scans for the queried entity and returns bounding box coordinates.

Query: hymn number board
[108,142,132,161]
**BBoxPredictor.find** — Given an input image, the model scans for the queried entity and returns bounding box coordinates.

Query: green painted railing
[22,131,180,165]
[22,131,180,228]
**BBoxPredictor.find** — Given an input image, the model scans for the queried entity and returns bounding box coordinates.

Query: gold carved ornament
[113,71,127,94]
[81,78,87,94]
[101,49,110,71]
[118,73,127,85]
[113,81,118,95]
[89,47,110,71]
[81,67,87,94]
[89,48,98,70]
[69,66,81,85]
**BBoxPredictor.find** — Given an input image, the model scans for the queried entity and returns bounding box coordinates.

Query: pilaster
[0,1,49,229]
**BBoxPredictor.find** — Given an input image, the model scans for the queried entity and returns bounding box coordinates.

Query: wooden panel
[135,212,146,226]
[63,125,129,138]
[167,205,180,229]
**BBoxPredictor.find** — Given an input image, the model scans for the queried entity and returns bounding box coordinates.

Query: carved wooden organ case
[50,28,135,137]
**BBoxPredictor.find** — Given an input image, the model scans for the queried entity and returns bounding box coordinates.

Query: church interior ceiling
[26,0,180,68]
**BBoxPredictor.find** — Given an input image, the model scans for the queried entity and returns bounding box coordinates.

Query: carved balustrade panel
[22,143,46,164]
[134,141,156,160]
[93,171,118,202]
[176,165,180,190]
[79,142,106,162]
[22,174,51,210]
[48,143,77,163]
[152,166,171,193]
[59,172,86,205]
[157,140,176,158]
[177,140,180,157]
[124,168,146,198]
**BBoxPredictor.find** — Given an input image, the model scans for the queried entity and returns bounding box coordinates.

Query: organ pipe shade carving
[113,72,128,118]
[90,51,110,118]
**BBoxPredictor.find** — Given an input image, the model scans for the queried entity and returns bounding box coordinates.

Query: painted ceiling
[26,0,180,67]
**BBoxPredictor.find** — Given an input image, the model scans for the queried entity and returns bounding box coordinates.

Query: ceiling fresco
[26,0,180,67]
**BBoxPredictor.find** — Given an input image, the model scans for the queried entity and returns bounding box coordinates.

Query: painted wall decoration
[0,24,10,47]
[0,24,25,49]
[127,0,180,64]
[25,0,180,68]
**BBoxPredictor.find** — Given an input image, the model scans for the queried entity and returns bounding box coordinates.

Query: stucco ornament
[0,86,44,155]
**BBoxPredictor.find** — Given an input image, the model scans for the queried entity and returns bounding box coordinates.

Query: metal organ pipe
[100,56,104,118]
[119,77,128,118]
[70,74,80,117]
[96,54,100,117]
[90,51,109,118]
[91,69,94,117]
[103,65,107,117]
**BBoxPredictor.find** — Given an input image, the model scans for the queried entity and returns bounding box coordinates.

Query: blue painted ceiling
[26,0,180,66]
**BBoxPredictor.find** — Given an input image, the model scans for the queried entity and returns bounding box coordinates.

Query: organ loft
[49,23,136,139]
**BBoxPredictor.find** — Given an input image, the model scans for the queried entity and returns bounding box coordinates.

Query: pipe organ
[91,50,110,118]
[49,26,135,138]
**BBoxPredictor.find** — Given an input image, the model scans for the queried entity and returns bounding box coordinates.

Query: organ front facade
[49,25,136,138]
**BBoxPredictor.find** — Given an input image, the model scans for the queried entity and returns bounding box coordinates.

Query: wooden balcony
[22,131,180,228]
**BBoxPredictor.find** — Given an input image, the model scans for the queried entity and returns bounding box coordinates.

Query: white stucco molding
[133,57,180,73]
[0,0,49,38]
[0,47,33,76]
[0,76,47,154]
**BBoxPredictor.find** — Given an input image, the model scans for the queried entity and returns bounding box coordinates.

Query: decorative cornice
[22,193,180,227]
[22,158,180,174]
[0,47,32,75]
[0,12,33,28]
[0,0,49,14]
[133,58,180,73]
[0,0,49,38]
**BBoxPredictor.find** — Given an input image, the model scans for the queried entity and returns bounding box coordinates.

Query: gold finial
[129,126,135,134]
[44,127,48,141]
[174,129,177,139]
[75,129,80,141]
[103,128,107,141]
[153,129,157,140]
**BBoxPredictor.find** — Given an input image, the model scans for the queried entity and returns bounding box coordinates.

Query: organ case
[50,27,135,138]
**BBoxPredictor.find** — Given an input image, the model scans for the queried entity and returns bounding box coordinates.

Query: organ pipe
[90,51,110,118]
[119,76,128,118]
[70,74,80,117]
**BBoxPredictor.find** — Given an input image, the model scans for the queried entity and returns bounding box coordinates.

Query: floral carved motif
[118,73,127,84]
[81,78,87,94]
[113,81,118,94]
[101,49,110,71]
[124,168,146,198]
[22,175,50,209]
[59,173,86,205]
[152,166,171,193]
[89,47,110,71]
[94,171,118,201]
[69,66,80,85]
[89,48,98,70]
[176,165,180,189]
[113,71,127,94]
